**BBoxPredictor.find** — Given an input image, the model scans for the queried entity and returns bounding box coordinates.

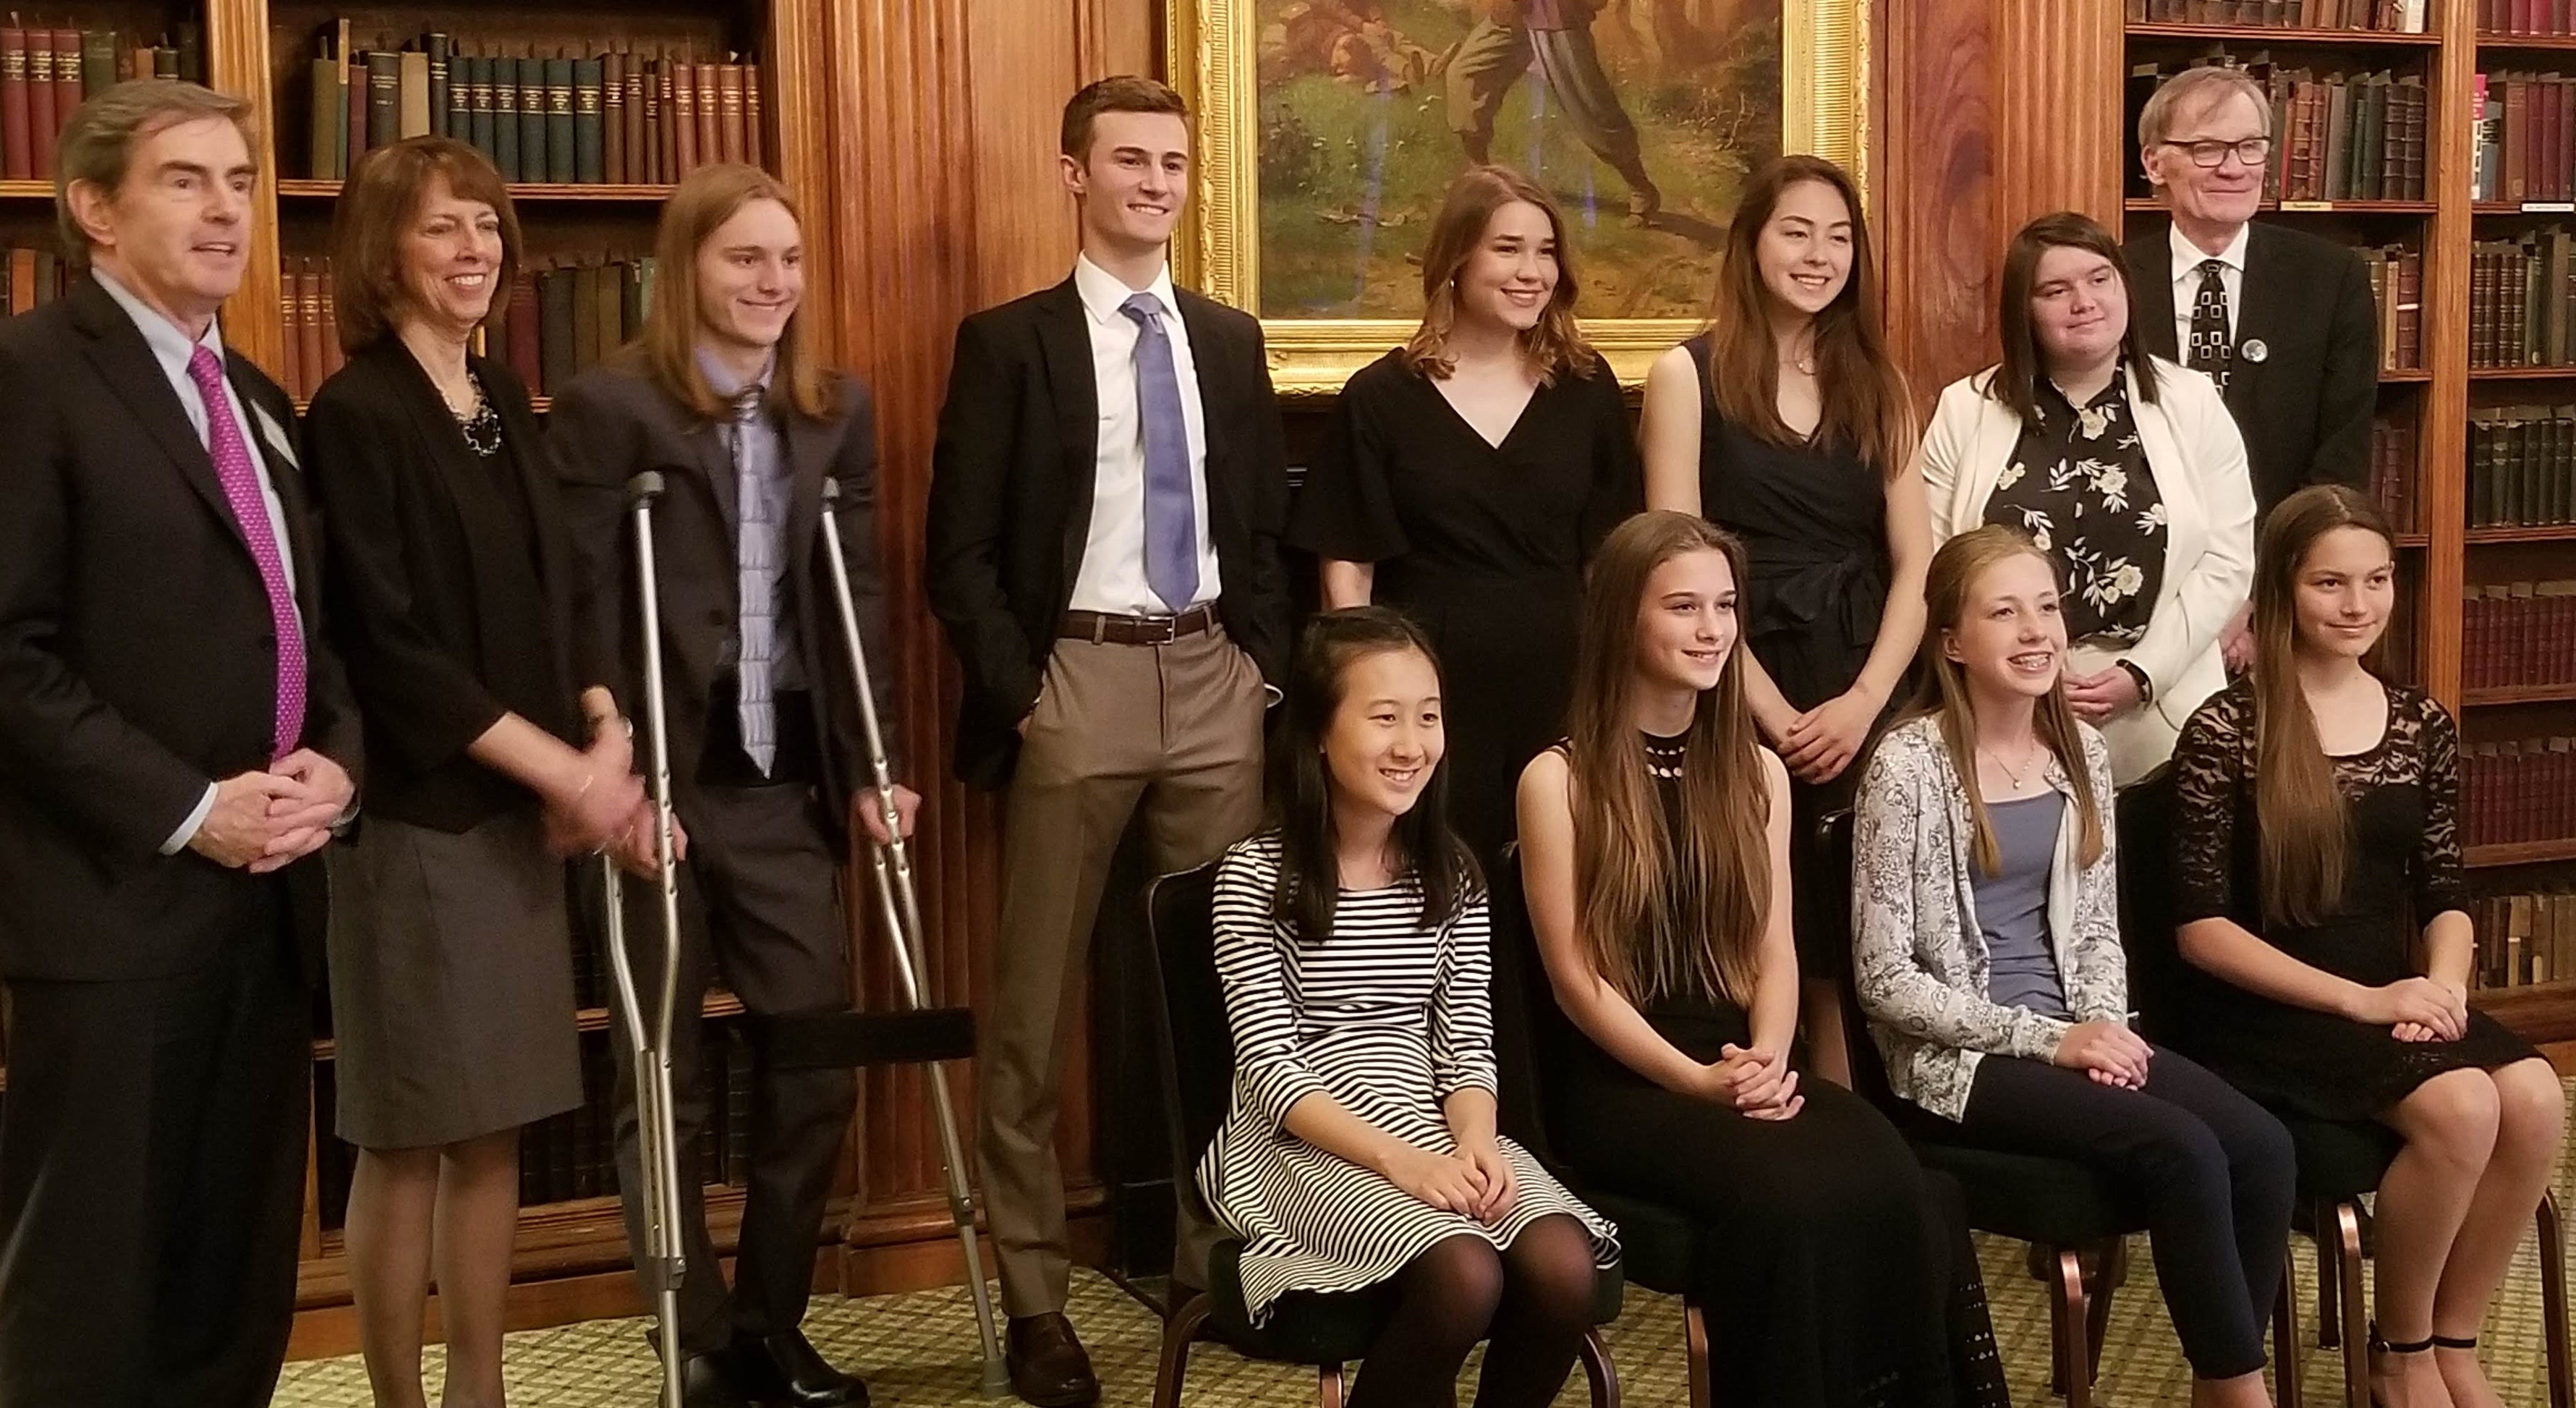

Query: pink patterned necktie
[186,344,305,758]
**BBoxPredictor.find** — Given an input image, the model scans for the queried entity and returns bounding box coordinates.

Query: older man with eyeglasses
[2122,64,2380,671]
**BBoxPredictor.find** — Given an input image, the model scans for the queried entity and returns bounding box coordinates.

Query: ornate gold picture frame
[1170,0,1868,395]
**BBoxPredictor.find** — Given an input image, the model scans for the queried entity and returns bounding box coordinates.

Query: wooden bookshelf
[2129,21,2444,47]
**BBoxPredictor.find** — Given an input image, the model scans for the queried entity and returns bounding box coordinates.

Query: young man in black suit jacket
[2123,63,2379,667]
[0,82,361,1407]
[552,164,910,1408]
[925,75,1290,1408]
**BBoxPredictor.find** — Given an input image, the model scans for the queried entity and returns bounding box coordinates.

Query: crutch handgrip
[627,468,666,501]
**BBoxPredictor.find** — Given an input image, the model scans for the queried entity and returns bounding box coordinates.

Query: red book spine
[0,26,27,182]
[25,30,53,180]
[693,61,718,175]
[47,30,74,152]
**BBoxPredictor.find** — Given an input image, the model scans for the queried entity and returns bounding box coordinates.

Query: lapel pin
[2240,339,2269,364]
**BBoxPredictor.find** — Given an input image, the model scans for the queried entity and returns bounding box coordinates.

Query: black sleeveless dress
[1289,349,1641,865]
[1681,335,1891,980]
[1540,734,2008,1408]
[2167,679,2538,1118]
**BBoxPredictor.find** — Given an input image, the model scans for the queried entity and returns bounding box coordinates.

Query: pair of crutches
[599,471,1006,1407]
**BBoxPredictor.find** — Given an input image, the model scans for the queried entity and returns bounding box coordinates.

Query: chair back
[1143,862,1234,1220]
[2114,763,2187,1040]
[1815,809,1910,1116]
[1485,846,1579,1164]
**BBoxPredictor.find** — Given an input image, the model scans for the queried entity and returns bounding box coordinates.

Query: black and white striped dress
[1196,832,1617,1325]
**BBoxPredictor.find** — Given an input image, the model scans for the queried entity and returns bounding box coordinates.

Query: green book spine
[426,33,449,139]
[80,28,114,96]
[465,56,494,164]
[601,53,624,185]
[491,56,519,181]
[545,57,575,183]
[175,21,201,83]
[308,52,341,179]
[445,46,470,145]
[572,57,603,184]
[517,56,548,183]
[365,51,399,154]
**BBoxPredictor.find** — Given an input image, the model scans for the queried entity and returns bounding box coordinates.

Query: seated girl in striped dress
[1198,606,1618,1408]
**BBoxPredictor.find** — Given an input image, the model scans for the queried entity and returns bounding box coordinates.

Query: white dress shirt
[1068,253,1223,615]
[93,269,308,853]
[2167,221,2251,353]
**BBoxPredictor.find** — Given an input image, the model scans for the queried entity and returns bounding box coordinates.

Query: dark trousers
[609,772,857,1355]
[1956,1050,2295,1380]
[0,905,310,1407]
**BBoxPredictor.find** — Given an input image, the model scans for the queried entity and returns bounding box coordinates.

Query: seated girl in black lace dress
[2169,485,2566,1408]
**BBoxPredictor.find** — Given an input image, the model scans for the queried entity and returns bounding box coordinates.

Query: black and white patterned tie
[2186,258,2232,391]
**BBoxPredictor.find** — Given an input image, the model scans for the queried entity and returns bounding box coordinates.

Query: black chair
[1139,862,1625,1408]
[1821,807,2304,1408]
[1487,853,1720,1408]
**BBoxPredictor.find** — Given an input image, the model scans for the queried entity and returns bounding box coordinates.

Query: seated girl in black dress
[1853,526,2294,1408]
[1516,511,2005,1408]
[1199,608,1617,1408]
[2169,485,2566,1408]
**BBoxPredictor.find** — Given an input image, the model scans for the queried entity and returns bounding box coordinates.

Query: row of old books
[277,255,656,404]
[2368,414,2418,533]
[2469,405,2576,528]
[2464,737,2576,848]
[2470,73,2576,205]
[313,1024,755,1227]
[1,238,64,313]
[2125,56,2428,203]
[2125,0,2428,25]
[1,22,205,180]
[2481,0,2576,35]
[2467,232,2576,369]
[305,25,761,186]
[2463,581,2576,692]
[2358,243,2424,370]
[2468,889,2576,991]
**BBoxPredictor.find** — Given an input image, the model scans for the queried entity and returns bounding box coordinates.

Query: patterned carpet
[275,1090,2576,1407]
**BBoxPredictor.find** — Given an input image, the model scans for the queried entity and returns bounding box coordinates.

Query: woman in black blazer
[305,137,645,1408]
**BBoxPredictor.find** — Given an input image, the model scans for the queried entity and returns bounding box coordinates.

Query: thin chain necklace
[1980,739,2047,792]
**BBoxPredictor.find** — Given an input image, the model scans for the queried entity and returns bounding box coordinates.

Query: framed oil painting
[1169,0,1869,395]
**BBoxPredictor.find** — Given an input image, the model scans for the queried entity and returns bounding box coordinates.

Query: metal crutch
[600,469,691,1408]
[817,475,1009,1394]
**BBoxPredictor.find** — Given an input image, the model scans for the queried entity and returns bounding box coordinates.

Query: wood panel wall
[820,0,2111,1288]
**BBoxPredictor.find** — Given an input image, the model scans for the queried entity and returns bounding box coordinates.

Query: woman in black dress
[2171,485,2564,1408]
[1292,164,1641,864]
[1638,155,1926,1085]
[1518,512,2007,1408]
[306,137,645,1408]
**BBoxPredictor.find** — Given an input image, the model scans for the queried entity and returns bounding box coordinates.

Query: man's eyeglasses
[2161,137,2273,169]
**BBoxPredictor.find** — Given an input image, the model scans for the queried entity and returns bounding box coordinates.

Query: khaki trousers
[976,624,1267,1315]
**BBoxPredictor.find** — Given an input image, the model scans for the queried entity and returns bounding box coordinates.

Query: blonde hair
[1565,512,1769,1006]
[1400,165,1598,387]
[1908,525,2106,875]
[56,80,255,271]
[2139,66,2271,150]
[632,163,831,423]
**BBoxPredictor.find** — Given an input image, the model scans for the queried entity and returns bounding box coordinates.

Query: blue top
[1976,791,2071,1019]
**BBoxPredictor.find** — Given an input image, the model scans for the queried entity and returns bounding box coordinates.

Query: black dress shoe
[679,1352,754,1408]
[1005,1313,1100,1408]
[728,1329,869,1407]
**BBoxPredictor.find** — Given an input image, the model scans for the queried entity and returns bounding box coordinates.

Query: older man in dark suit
[2124,63,2380,668]
[0,80,361,1407]
[925,75,1290,1408]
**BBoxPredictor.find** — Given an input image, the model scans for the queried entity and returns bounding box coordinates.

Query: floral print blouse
[1983,365,2168,645]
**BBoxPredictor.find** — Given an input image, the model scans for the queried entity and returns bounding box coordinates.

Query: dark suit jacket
[2125,221,2379,518]
[305,339,588,832]
[924,277,1291,790]
[548,353,893,834]
[0,276,362,980]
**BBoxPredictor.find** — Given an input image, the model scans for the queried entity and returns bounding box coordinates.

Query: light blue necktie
[728,386,781,775]
[1119,293,1200,612]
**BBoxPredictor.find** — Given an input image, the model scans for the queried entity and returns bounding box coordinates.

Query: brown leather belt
[1058,603,1218,645]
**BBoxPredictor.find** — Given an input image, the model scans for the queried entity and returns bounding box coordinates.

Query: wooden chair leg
[2052,1246,2094,1408]
[1684,1299,1712,1408]
[2273,1248,2303,1408]
[2334,1202,2370,1408]
[2540,1189,2572,1408]
[1577,1326,1621,1408]
[2316,1200,2342,1351]
[2083,1235,2128,1386]
[1152,1292,1212,1408]
[1317,1361,1346,1408]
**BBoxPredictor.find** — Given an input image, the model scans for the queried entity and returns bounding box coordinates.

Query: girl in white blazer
[1916,212,2256,786]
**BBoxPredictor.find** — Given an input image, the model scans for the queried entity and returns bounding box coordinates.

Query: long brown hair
[1699,154,1912,478]
[2250,484,2397,925]
[331,136,522,352]
[1907,525,2106,875]
[1565,512,1769,1006]
[632,162,832,423]
[1401,164,1598,386]
[1992,211,2161,427]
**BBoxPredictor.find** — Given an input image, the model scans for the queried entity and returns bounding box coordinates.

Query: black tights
[1347,1215,1597,1408]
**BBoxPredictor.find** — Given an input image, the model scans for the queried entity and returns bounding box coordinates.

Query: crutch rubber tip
[627,469,666,501]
